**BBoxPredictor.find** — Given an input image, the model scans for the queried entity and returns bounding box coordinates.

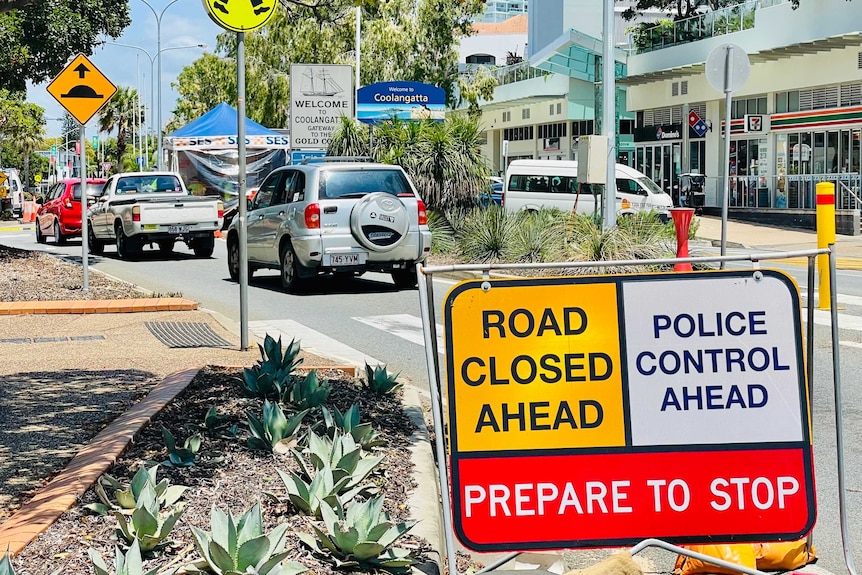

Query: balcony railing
[490,60,552,87]
[631,0,788,54]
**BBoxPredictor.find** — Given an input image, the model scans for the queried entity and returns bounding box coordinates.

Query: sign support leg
[631,539,768,575]
[417,265,459,575]
[80,125,89,292]
[828,245,859,575]
[720,46,733,268]
[237,31,250,351]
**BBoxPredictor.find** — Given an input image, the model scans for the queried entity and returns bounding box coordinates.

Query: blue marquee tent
[164,103,288,197]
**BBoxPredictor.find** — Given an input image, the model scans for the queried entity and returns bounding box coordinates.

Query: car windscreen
[636,176,665,195]
[319,169,413,199]
[116,175,182,194]
[72,183,105,200]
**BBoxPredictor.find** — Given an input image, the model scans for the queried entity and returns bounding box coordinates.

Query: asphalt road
[3,229,862,575]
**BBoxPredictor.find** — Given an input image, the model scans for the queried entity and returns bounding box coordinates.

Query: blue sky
[28,0,223,139]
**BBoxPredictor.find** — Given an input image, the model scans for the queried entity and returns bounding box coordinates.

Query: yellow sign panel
[446,280,626,452]
[34,174,42,183]
[0,173,7,187]
[46,54,117,125]
[201,0,277,32]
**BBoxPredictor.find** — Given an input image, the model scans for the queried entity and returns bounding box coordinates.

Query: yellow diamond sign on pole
[46,53,117,125]
[201,0,277,32]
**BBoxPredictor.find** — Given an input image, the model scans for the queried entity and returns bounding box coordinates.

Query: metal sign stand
[417,247,854,575]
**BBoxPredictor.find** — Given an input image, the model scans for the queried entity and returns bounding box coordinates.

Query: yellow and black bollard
[816,182,835,310]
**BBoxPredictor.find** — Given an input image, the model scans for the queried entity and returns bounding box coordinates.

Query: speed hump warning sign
[444,270,815,551]
[47,54,117,125]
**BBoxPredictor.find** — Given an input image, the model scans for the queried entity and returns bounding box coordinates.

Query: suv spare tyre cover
[349,192,410,252]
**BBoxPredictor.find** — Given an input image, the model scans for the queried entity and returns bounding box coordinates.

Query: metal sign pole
[720,46,733,268]
[80,125,89,292]
[237,31,250,350]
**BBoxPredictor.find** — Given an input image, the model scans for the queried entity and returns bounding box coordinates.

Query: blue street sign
[291,150,327,164]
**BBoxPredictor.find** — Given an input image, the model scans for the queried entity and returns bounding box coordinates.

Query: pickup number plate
[324,253,367,266]
[168,225,189,234]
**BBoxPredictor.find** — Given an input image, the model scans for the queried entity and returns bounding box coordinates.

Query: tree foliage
[171,0,485,128]
[620,0,849,21]
[328,115,490,210]
[0,89,45,186]
[97,86,142,170]
[0,0,130,92]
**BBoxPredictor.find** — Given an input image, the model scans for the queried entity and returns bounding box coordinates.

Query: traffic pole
[816,182,835,311]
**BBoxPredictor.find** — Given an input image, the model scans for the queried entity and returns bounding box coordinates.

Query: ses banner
[357,81,445,124]
[444,270,815,551]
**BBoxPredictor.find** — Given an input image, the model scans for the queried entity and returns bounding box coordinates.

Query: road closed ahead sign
[444,270,814,551]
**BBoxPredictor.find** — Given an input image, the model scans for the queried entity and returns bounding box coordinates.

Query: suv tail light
[417,200,427,225]
[132,205,141,222]
[304,203,320,228]
[217,201,224,219]
[501,187,506,207]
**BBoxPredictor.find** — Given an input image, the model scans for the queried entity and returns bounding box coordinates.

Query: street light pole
[137,0,185,169]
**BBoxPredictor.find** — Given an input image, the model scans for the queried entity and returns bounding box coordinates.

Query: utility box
[577,135,609,184]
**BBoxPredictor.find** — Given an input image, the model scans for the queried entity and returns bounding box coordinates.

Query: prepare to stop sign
[443,270,815,551]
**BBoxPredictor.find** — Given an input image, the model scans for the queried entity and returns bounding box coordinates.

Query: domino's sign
[444,270,814,551]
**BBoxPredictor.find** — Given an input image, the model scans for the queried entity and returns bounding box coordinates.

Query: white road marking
[352,314,444,351]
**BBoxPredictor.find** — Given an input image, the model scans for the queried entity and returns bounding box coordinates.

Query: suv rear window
[319,169,412,199]
[72,183,105,200]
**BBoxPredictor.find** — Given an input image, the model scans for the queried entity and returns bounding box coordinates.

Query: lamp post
[101,41,205,168]
[137,0,189,169]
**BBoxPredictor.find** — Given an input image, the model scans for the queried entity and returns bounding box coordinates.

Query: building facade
[624,0,862,210]
[477,0,528,24]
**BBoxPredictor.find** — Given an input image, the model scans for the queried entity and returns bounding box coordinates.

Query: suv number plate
[325,253,367,266]
[168,225,189,234]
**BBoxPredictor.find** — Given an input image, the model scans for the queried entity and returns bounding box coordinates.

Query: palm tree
[97,87,138,169]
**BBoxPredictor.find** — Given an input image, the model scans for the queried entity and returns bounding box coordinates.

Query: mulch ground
[10,366,432,574]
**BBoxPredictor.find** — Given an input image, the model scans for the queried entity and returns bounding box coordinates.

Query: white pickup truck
[87,172,223,259]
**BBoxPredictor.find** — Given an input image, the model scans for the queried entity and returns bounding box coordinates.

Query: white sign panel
[623,274,804,446]
[289,64,354,150]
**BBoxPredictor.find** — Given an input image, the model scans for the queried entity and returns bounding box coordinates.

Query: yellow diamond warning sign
[47,54,117,125]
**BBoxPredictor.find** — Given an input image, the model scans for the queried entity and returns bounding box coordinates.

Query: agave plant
[282,370,331,410]
[89,540,158,575]
[162,427,202,467]
[321,404,385,450]
[297,497,416,573]
[294,432,382,493]
[0,552,13,575]
[114,479,184,551]
[247,400,309,453]
[84,464,187,516]
[363,362,403,396]
[270,465,356,517]
[189,503,307,575]
[242,334,304,399]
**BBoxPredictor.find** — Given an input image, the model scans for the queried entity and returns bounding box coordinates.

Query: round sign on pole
[201,0,277,32]
[705,43,750,93]
[34,174,42,183]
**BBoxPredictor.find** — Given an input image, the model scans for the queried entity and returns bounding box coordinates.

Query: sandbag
[754,540,817,571]
[564,551,642,575]
[674,544,757,575]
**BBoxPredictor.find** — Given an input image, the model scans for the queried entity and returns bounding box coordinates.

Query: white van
[0,168,24,217]
[502,160,673,220]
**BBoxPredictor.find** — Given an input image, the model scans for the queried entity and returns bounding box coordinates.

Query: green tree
[0,89,46,186]
[328,115,490,209]
[97,87,139,170]
[0,0,130,92]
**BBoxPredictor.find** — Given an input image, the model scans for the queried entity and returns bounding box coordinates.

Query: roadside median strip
[0,297,198,315]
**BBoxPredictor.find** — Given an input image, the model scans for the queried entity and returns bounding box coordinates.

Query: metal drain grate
[145,322,232,348]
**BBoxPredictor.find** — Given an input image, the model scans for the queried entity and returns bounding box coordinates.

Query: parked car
[35,178,107,244]
[225,160,432,291]
[478,181,503,207]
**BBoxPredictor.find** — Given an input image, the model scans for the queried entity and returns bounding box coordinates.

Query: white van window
[508,174,578,194]
[636,177,665,195]
[616,178,648,196]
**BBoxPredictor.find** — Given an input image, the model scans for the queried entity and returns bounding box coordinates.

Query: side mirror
[99,196,108,203]
[34,197,43,205]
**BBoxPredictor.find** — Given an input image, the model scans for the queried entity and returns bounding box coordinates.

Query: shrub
[247,400,309,453]
[363,362,403,396]
[113,478,184,551]
[282,370,331,410]
[89,540,157,575]
[161,427,202,467]
[457,205,518,262]
[321,404,386,450]
[85,465,187,517]
[242,334,303,399]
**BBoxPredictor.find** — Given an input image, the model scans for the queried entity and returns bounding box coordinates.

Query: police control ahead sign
[443,270,814,551]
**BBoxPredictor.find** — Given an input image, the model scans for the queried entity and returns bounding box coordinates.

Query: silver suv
[226,161,432,291]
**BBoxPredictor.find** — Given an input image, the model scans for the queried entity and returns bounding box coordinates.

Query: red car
[36,178,107,244]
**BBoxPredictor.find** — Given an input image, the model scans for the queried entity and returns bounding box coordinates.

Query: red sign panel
[455,449,814,549]
[444,271,815,551]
